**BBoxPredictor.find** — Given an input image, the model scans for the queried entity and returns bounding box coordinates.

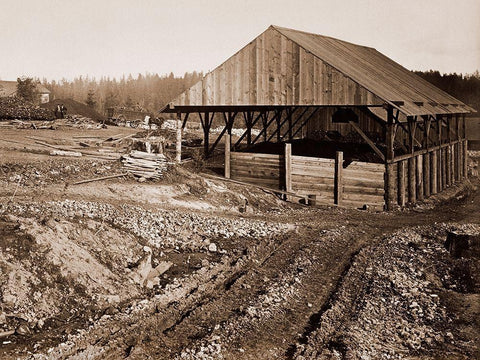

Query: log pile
[0,97,54,120]
[121,150,168,180]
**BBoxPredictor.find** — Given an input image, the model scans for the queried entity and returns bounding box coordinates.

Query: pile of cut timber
[122,150,168,180]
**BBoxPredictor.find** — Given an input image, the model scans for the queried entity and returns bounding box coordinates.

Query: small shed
[161,25,475,210]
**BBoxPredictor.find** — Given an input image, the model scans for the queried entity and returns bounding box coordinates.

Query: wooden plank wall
[290,155,335,203]
[230,150,386,209]
[342,161,385,208]
[172,27,385,107]
[230,152,284,189]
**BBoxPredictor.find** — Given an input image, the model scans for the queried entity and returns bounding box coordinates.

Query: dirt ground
[0,123,479,359]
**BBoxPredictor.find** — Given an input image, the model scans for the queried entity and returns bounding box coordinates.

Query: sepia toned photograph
[0,0,479,358]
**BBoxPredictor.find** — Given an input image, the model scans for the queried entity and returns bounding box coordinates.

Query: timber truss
[162,105,467,163]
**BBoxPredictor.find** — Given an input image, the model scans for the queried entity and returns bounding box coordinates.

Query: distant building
[0,80,51,104]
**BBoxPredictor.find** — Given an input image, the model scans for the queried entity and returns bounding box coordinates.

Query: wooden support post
[424,152,430,197]
[446,145,451,186]
[431,151,437,194]
[285,143,292,195]
[464,140,468,178]
[224,134,231,179]
[441,148,446,190]
[455,143,459,182]
[408,156,416,203]
[416,155,424,201]
[385,106,395,210]
[398,160,406,207]
[334,151,343,205]
[287,108,293,141]
[176,113,182,163]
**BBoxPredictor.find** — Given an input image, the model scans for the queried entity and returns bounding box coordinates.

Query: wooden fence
[227,142,386,210]
[391,140,468,207]
[225,137,468,210]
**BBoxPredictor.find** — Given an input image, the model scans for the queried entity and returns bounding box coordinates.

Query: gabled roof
[0,80,51,96]
[164,25,474,117]
[0,81,18,97]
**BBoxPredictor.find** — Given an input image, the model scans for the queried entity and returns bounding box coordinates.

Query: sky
[0,0,479,81]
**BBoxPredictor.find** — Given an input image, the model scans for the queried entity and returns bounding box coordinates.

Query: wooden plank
[398,160,406,207]
[231,152,281,160]
[291,167,335,177]
[335,151,343,205]
[463,140,468,178]
[343,177,384,188]
[292,176,334,186]
[423,152,430,198]
[343,168,385,181]
[408,156,416,203]
[225,134,231,178]
[285,143,292,193]
[231,162,282,171]
[291,155,335,164]
[230,168,281,177]
[292,182,335,192]
[343,192,385,203]
[431,151,438,194]
[344,185,385,196]
[416,154,424,201]
[296,190,334,200]
[349,120,385,161]
[343,162,385,172]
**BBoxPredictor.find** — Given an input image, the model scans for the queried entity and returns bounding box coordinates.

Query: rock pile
[1,200,289,251]
[295,224,480,359]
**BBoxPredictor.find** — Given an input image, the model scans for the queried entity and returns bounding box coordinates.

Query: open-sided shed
[161,25,475,210]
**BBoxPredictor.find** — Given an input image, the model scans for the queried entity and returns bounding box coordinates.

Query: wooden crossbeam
[291,108,319,138]
[251,109,283,145]
[233,112,264,148]
[266,107,298,143]
[207,112,237,157]
[181,113,190,129]
[279,107,310,141]
[348,121,385,162]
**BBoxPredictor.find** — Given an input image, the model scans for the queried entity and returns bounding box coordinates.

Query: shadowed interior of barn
[161,25,475,210]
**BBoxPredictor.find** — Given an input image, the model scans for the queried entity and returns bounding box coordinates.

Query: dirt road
[0,128,479,359]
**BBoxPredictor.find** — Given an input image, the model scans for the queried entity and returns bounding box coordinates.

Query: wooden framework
[161,25,473,210]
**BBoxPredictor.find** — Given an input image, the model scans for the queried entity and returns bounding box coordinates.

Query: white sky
[0,0,479,81]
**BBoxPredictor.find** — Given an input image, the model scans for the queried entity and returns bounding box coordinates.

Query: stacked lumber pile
[121,150,168,180]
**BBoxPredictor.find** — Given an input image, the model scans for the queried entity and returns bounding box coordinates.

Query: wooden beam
[285,143,292,193]
[181,112,190,129]
[234,112,264,148]
[334,151,343,205]
[385,105,395,210]
[252,109,283,145]
[291,107,319,138]
[398,160,406,207]
[176,113,182,163]
[279,107,310,141]
[224,134,231,179]
[349,120,385,162]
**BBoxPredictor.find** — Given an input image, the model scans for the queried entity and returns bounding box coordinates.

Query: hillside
[40,99,107,122]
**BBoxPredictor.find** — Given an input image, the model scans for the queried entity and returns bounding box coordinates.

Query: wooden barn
[161,25,475,210]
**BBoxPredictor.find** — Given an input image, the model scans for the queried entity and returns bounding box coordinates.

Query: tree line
[413,70,480,112]
[34,70,479,114]
[40,71,203,114]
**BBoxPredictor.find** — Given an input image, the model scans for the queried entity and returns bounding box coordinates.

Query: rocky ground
[0,126,479,359]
